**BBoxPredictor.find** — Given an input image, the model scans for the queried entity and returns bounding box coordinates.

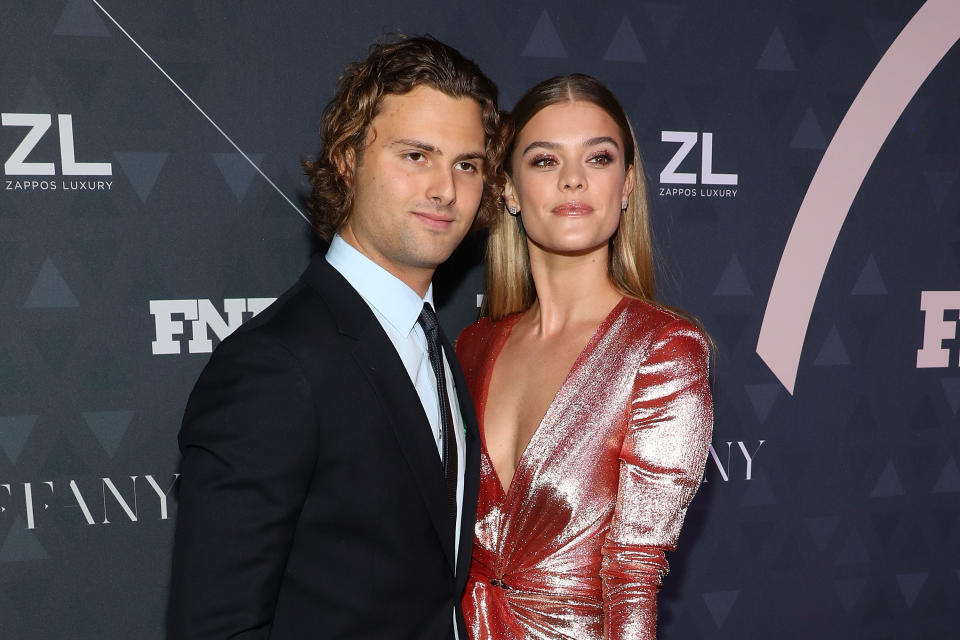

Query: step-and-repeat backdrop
[2,1,958,637]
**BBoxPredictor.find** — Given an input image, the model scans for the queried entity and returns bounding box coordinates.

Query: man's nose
[426,166,457,206]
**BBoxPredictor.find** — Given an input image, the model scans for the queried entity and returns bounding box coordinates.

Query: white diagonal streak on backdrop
[90,0,311,224]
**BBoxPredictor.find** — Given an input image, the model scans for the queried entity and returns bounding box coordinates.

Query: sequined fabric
[455,298,713,640]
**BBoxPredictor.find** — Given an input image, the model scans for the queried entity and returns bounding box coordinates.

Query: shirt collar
[325,233,433,337]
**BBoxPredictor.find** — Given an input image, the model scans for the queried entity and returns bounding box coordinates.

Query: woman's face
[506,100,634,256]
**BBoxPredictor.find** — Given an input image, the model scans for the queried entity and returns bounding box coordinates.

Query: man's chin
[417,236,468,264]
[412,254,455,271]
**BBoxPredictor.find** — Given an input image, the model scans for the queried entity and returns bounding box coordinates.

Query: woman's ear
[503,178,520,213]
[621,165,636,204]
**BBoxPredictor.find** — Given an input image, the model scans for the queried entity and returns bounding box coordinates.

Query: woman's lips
[551,201,594,216]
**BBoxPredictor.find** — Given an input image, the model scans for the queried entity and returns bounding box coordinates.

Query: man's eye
[405,152,426,162]
[456,161,478,173]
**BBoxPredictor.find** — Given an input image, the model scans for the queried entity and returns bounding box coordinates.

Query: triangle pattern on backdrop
[0,416,37,464]
[521,11,568,58]
[851,255,887,295]
[790,107,827,149]
[814,326,850,366]
[24,258,79,309]
[114,152,169,203]
[701,590,739,628]
[212,152,264,203]
[713,254,753,296]
[744,383,779,423]
[940,378,960,415]
[870,460,905,497]
[82,410,135,458]
[604,17,646,63]
[932,456,960,492]
[0,517,50,563]
[756,27,796,71]
[53,0,111,38]
[895,572,927,608]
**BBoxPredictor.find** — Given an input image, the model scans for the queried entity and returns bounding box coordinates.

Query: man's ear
[335,147,356,187]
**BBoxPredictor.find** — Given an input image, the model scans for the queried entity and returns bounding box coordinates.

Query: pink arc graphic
[757,0,960,394]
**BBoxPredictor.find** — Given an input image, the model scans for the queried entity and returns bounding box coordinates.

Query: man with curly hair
[169,36,503,640]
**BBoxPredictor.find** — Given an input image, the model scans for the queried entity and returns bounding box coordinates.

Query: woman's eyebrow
[583,136,619,149]
[521,136,620,156]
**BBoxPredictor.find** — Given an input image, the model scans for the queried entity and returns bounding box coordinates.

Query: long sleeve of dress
[600,319,713,639]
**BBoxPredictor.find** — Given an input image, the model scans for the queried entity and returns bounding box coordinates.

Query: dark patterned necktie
[417,302,458,533]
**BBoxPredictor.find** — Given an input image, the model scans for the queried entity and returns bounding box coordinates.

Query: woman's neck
[525,242,623,336]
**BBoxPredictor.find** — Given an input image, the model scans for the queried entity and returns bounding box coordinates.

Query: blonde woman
[456,74,713,639]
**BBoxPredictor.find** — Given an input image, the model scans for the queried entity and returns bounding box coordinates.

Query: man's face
[340,86,486,293]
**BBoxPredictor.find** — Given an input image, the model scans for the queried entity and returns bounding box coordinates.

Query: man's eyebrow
[391,138,440,154]
[453,151,486,163]
[392,138,484,164]
[521,136,621,156]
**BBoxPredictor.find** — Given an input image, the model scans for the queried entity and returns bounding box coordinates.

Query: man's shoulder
[241,280,328,338]
[220,257,365,360]
[182,261,371,421]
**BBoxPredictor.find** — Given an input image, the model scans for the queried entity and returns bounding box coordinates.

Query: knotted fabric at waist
[468,557,603,601]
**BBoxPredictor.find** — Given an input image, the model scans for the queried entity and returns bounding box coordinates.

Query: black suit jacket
[168,255,481,639]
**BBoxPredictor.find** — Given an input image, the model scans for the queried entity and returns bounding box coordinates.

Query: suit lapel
[353,326,456,570]
[302,256,456,570]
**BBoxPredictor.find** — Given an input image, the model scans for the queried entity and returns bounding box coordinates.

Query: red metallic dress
[455,297,713,640]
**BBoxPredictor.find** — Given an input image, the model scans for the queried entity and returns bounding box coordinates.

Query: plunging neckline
[478,297,628,500]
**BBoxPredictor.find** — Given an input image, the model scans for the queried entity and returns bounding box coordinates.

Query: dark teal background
[1,1,958,637]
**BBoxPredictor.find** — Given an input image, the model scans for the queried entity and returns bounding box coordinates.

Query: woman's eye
[588,152,613,166]
[456,161,478,173]
[531,155,557,168]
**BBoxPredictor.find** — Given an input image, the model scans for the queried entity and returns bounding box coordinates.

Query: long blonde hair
[484,74,655,320]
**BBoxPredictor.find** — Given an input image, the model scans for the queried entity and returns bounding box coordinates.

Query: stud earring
[621,201,628,211]
[508,206,519,216]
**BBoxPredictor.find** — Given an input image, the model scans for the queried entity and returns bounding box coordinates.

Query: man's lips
[551,201,594,216]
[412,210,456,228]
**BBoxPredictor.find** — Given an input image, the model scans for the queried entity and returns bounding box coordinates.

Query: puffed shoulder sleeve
[168,330,318,640]
[600,319,713,640]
